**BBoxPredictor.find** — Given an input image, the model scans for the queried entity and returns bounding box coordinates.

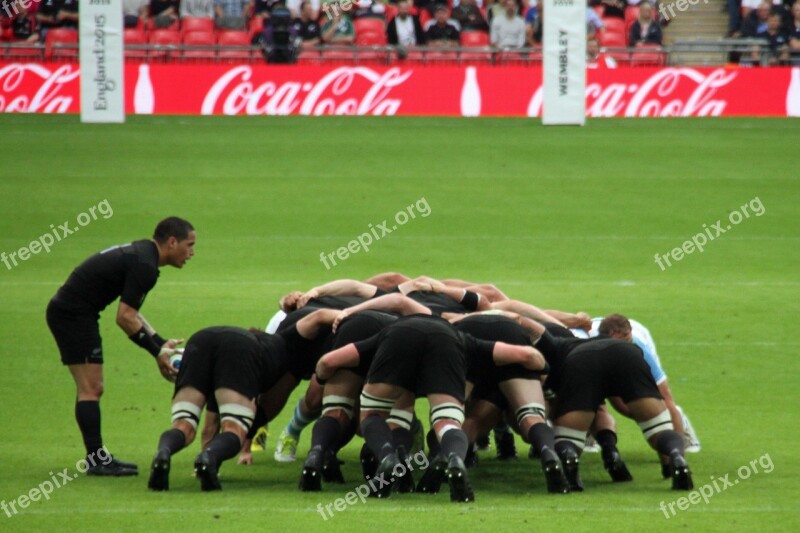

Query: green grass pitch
[0,115,798,532]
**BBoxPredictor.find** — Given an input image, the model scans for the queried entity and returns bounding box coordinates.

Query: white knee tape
[387,409,414,430]
[360,391,394,413]
[219,403,255,433]
[430,402,465,425]
[171,401,202,429]
[321,395,356,419]
[553,426,587,451]
[639,410,674,439]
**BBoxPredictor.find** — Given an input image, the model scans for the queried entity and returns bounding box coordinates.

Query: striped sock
[286,400,314,439]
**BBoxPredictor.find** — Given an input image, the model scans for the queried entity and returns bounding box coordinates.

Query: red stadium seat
[182,30,216,61]
[355,30,387,46]
[601,17,625,35]
[419,9,431,28]
[598,31,626,48]
[630,43,665,66]
[354,17,386,36]
[181,17,214,33]
[249,16,265,39]
[145,17,180,31]
[383,3,398,21]
[44,28,78,60]
[217,30,253,61]
[460,30,489,47]
[148,29,181,62]
[124,28,148,62]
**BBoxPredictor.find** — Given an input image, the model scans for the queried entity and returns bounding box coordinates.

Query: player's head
[153,216,196,268]
[598,313,632,341]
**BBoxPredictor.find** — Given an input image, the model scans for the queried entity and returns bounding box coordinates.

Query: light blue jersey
[571,318,667,385]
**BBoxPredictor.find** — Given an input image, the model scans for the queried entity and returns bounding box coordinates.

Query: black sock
[426,428,441,457]
[527,423,555,454]
[654,430,684,456]
[392,427,413,454]
[360,415,394,461]
[595,429,618,452]
[203,432,241,467]
[555,440,581,459]
[75,401,103,457]
[157,428,186,456]
[311,416,342,453]
[336,415,358,451]
[440,429,469,460]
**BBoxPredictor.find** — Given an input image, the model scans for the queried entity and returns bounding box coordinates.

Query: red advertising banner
[1,62,798,117]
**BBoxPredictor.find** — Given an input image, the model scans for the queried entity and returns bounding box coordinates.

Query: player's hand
[156,340,183,382]
[332,309,350,333]
[296,289,320,309]
[280,291,304,312]
[237,451,253,465]
[576,312,592,332]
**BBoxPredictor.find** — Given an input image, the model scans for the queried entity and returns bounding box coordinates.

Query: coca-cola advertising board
[1,62,798,117]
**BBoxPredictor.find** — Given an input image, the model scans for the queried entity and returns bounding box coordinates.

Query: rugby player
[46,217,195,476]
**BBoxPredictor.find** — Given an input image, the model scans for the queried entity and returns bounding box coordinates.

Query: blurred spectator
[487,0,507,22]
[7,5,39,42]
[752,11,789,63]
[490,0,524,48]
[37,0,79,38]
[452,0,489,31]
[416,0,440,16]
[354,0,386,19]
[149,0,179,27]
[452,0,484,6]
[526,0,542,45]
[214,0,250,29]
[739,1,773,37]
[587,35,617,67]
[252,0,284,20]
[599,0,627,19]
[424,4,460,46]
[790,1,800,49]
[123,0,150,28]
[181,0,214,19]
[629,1,662,45]
[387,0,426,45]
[741,0,763,22]
[586,6,604,38]
[321,3,355,43]
[286,0,320,18]
[291,0,321,46]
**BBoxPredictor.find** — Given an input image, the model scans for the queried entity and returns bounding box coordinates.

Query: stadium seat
[148,29,181,62]
[354,17,386,36]
[182,30,216,61]
[181,17,215,34]
[217,30,253,62]
[249,16,265,40]
[355,30,387,46]
[145,18,180,32]
[598,31,626,48]
[630,43,665,67]
[419,9,432,28]
[383,3,398,21]
[460,31,489,47]
[44,28,78,61]
[124,28,148,62]
[624,6,639,36]
[601,17,625,35]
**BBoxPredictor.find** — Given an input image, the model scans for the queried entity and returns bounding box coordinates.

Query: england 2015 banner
[542,0,587,125]
[80,0,124,122]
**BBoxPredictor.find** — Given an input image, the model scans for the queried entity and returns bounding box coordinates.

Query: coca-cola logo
[528,68,738,118]
[0,64,79,113]
[201,66,413,116]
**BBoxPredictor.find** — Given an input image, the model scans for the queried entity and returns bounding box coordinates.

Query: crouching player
[147,326,289,491]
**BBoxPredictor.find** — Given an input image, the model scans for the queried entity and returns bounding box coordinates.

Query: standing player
[46,217,195,476]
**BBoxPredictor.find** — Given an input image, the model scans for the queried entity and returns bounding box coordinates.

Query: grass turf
[0,115,798,532]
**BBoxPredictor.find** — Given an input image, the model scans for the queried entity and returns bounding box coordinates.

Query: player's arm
[491,342,547,371]
[658,381,684,435]
[491,299,566,327]
[332,293,430,331]
[295,308,340,339]
[297,279,379,308]
[543,310,593,331]
[315,343,361,382]
[411,280,490,312]
[117,302,181,382]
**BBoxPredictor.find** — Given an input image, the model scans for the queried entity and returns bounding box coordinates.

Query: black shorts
[175,327,264,401]
[552,340,662,418]
[46,298,103,365]
[334,311,397,378]
[366,319,466,402]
